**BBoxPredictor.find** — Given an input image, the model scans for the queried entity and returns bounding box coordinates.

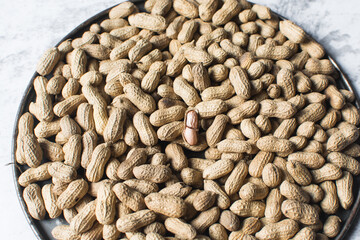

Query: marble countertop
[0,0,359,239]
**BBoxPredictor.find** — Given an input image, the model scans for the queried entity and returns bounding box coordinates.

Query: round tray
[12,1,360,239]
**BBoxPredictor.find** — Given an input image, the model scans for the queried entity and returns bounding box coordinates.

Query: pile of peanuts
[16,0,360,239]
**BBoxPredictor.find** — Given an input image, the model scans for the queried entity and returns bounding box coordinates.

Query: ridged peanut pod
[203,159,234,180]
[209,223,228,240]
[327,151,360,175]
[137,49,162,71]
[86,143,112,182]
[281,199,319,224]
[305,58,334,75]
[123,119,139,147]
[166,50,188,76]
[264,188,283,223]
[239,177,269,201]
[225,161,248,195]
[228,216,262,240]
[57,179,88,209]
[166,16,186,39]
[289,227,316,240]
[191,206,220,233]
[257,136,294,155]
[133,164,171,183]
[262,163,282,187]
[212,0,241,26]
[75,103,95,131]
[70,200,97,234]
[229,66,251,99]
[342,103,360,125]
[249,151,274,177]
[165,143,188,172]
[311,163,343,183]
[192,63,210,92]
[219,210,240,232]
[128,13,167,32]
[183,47,213,66]
[320,181,339,214]
[117,148,146,180]
[199,0,218,22]
[173,76,201,107]
[286,160,312,186]
[113,183,145,212]
[53,94,87,117]
[201,81,234,101]
[173,0,199,19]
[133,111,158,146]
[124,83,156,114]
[192,190,216,211]
[16,112,34,164]
[128,39,152,62]
[110,26,139,41]
[109,1,136,19]
[279,20,307,43]
[103,223,121,240]
[295,102,326,124]
[150,0,172,16]
[241,118,261,140]
[255,219,299,240]
[204,180,231,209]
[51,225,80,240]
[336,171,353,210]
[103,107,126,143]
[96,182,116,225]
[36,47,61,76]
[277,68,295,99]
[81,222,103,240]
[149,106,186,127]
[323,215,342,238]
[324,85,346,110]
[71,48,87,79]
[23,184,46,220]
[157,121,184,141]
[230,199,265,218]
[124,179,159,195]
[164,218,197,239]
[110,39,136,60]
[141,61,166,93]
[29,76,54,122]
[18,163,51,187]
[144,222,166,235]
[21,134,43,168]
[112,95,139,116]
[48,162,77,183]
[82,83,107,107]
[327,123,359,151]
[227,100,259,124]
[256,44,293,60]
[195,99,227,118]
[287,152,325,169]
[217,139,253,154]
[63,134,82,169]
[206,114,229,147]
[259,99,296,119]
[178,19,198,44]
[116,210,156,233]
[81,130,97,169]
[280,180,310,203]
[145,193,186,218]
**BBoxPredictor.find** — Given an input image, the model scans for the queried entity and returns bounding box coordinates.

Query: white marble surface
[0,0,360,239]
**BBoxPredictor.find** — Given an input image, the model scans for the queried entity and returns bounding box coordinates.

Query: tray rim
[11,1,360,239]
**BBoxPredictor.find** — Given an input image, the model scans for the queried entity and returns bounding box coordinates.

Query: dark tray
[11,1,360,239]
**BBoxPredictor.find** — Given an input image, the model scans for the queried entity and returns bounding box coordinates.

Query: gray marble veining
[0,0,359,239]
